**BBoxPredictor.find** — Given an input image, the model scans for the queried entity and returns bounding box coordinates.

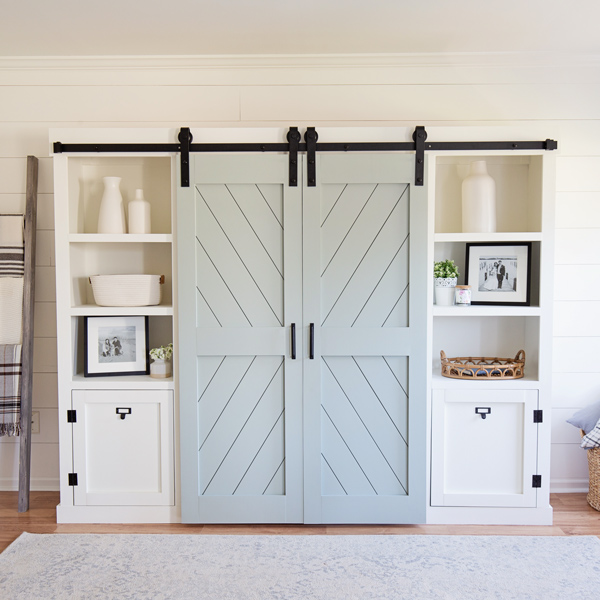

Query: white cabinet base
[56,504,180,524]
[426,505,553,526]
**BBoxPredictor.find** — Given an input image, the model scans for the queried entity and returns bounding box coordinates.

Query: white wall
[0,53,597,492]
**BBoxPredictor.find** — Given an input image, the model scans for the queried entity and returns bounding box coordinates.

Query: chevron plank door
[178,154,303,523]
[303,154,428,523]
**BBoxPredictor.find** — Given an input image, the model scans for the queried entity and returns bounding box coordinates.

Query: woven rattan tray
[440,349,525,380]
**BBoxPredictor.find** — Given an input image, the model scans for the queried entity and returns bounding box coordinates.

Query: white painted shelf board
[71,374,174,389]
[434,232,542,243]
[433,305,541,317]
[69,234,172,243]
[431,370,541,390]
[70,305,173,317]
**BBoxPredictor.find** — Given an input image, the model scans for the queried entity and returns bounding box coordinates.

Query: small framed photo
[84,315,149,377]
[465,242,532,306]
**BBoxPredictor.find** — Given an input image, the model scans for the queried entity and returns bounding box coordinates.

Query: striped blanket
[0,245,25,277]
[0,344,22,437]
[0,215,24,436]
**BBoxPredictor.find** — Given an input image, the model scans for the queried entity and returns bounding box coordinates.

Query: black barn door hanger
[53,125,558,188]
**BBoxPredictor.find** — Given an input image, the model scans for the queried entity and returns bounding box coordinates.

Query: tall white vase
[97,176,126,234]
[461,160,496,233]
[128,189,152,234]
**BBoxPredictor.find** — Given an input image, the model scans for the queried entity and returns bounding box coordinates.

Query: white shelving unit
[427,151,555,525]
[51,130,179,523]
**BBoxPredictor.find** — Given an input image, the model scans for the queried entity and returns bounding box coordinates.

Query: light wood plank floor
[1,492,599,553]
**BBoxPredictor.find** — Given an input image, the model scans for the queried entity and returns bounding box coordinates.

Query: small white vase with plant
[149,342,173,378]
[434,259,459,305]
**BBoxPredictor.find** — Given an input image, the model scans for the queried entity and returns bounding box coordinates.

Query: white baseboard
[550,479,589,494]
[0,478,59,492]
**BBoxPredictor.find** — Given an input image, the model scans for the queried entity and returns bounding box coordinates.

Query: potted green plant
[149,342,173,378]
[434,259,459,306]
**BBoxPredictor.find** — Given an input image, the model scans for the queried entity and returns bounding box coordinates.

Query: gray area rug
[1,533,600,599]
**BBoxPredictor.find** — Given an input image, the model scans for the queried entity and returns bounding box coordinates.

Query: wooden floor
[1,492,599,553]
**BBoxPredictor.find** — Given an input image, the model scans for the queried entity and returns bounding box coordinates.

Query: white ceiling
[2,0,600,57]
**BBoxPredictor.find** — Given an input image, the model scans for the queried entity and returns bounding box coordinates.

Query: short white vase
[150,358,172,379]
[461,160,496,233]
[128,188,151,234]
[435,277,457,306]
[97,177,126,234]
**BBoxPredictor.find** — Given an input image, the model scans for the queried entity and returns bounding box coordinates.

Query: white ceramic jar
[462,160,496,233]
[128,189,151,234]
[97,177,126,234]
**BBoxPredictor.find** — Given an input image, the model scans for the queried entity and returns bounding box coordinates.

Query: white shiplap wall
[0,53,598,492]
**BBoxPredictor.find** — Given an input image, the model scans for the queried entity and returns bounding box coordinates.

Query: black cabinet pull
[475,407,491,420]
[116,407,132,420]
[291,323,296,359]
[309,323,315,360]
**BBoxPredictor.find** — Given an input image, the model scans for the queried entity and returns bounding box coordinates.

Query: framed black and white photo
[84,315,149,377]
[465,242,532,306]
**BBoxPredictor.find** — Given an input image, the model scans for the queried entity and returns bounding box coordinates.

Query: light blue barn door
[178,151,427,524]
[302,154,427,523]
[178,154,303,523]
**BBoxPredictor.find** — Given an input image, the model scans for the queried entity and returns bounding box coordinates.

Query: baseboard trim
[550,480,589,494]
[0,478,59,492]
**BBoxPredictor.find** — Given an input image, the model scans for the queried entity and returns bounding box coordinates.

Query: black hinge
[305,127,318,187]
[287,126,300,187]
[68,473,78,486]
[178,127,193,188]
[533,410,543,423]
[532,475,542,488]
[413,125,427,186]
[67,410,77,423]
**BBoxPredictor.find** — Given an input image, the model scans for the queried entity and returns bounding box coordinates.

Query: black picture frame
[465,242,532,306]
[83,315,150,377]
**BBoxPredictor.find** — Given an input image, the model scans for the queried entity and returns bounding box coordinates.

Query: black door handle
[291,323,296,359]
[309,323,315,359]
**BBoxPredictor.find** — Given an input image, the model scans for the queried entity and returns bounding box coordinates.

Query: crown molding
[0,51,599,70]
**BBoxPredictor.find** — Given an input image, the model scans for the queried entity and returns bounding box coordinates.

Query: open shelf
[431,369,541,390]
[69,234,173,243]
[71,373,174,389]
[70,305,173,317]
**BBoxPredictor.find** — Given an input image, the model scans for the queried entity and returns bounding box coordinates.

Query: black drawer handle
[309,323,315,360]
[291,323,296,359]
[475,407,491,420]
[116,407,132,420]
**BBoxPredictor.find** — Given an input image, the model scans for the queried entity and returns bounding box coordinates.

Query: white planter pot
[435,277,457,306]
[462,160,496,233]
[150,358,172,379]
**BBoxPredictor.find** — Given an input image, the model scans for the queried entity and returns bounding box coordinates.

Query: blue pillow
[567,400,600,434]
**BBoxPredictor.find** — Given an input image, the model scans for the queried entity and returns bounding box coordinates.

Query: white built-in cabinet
[427,152,555,525]
[51,129,555,525]
[51,129,179,523]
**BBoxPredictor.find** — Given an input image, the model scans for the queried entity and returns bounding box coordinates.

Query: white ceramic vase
[461,160,496,233]
[97,177,126,234]
[128,189,151,234]
[435,277,457,306]
[150,358,172,379]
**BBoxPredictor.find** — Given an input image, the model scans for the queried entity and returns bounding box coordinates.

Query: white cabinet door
[431,389,538,507]
[72,389,174,506]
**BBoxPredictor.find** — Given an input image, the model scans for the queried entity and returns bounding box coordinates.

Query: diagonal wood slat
[196,184,283,327]
[199,356,284,496]
[321,184,409,326]
[321,358,407,496]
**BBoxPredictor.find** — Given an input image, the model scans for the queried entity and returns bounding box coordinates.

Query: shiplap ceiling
[1,0,599,57]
